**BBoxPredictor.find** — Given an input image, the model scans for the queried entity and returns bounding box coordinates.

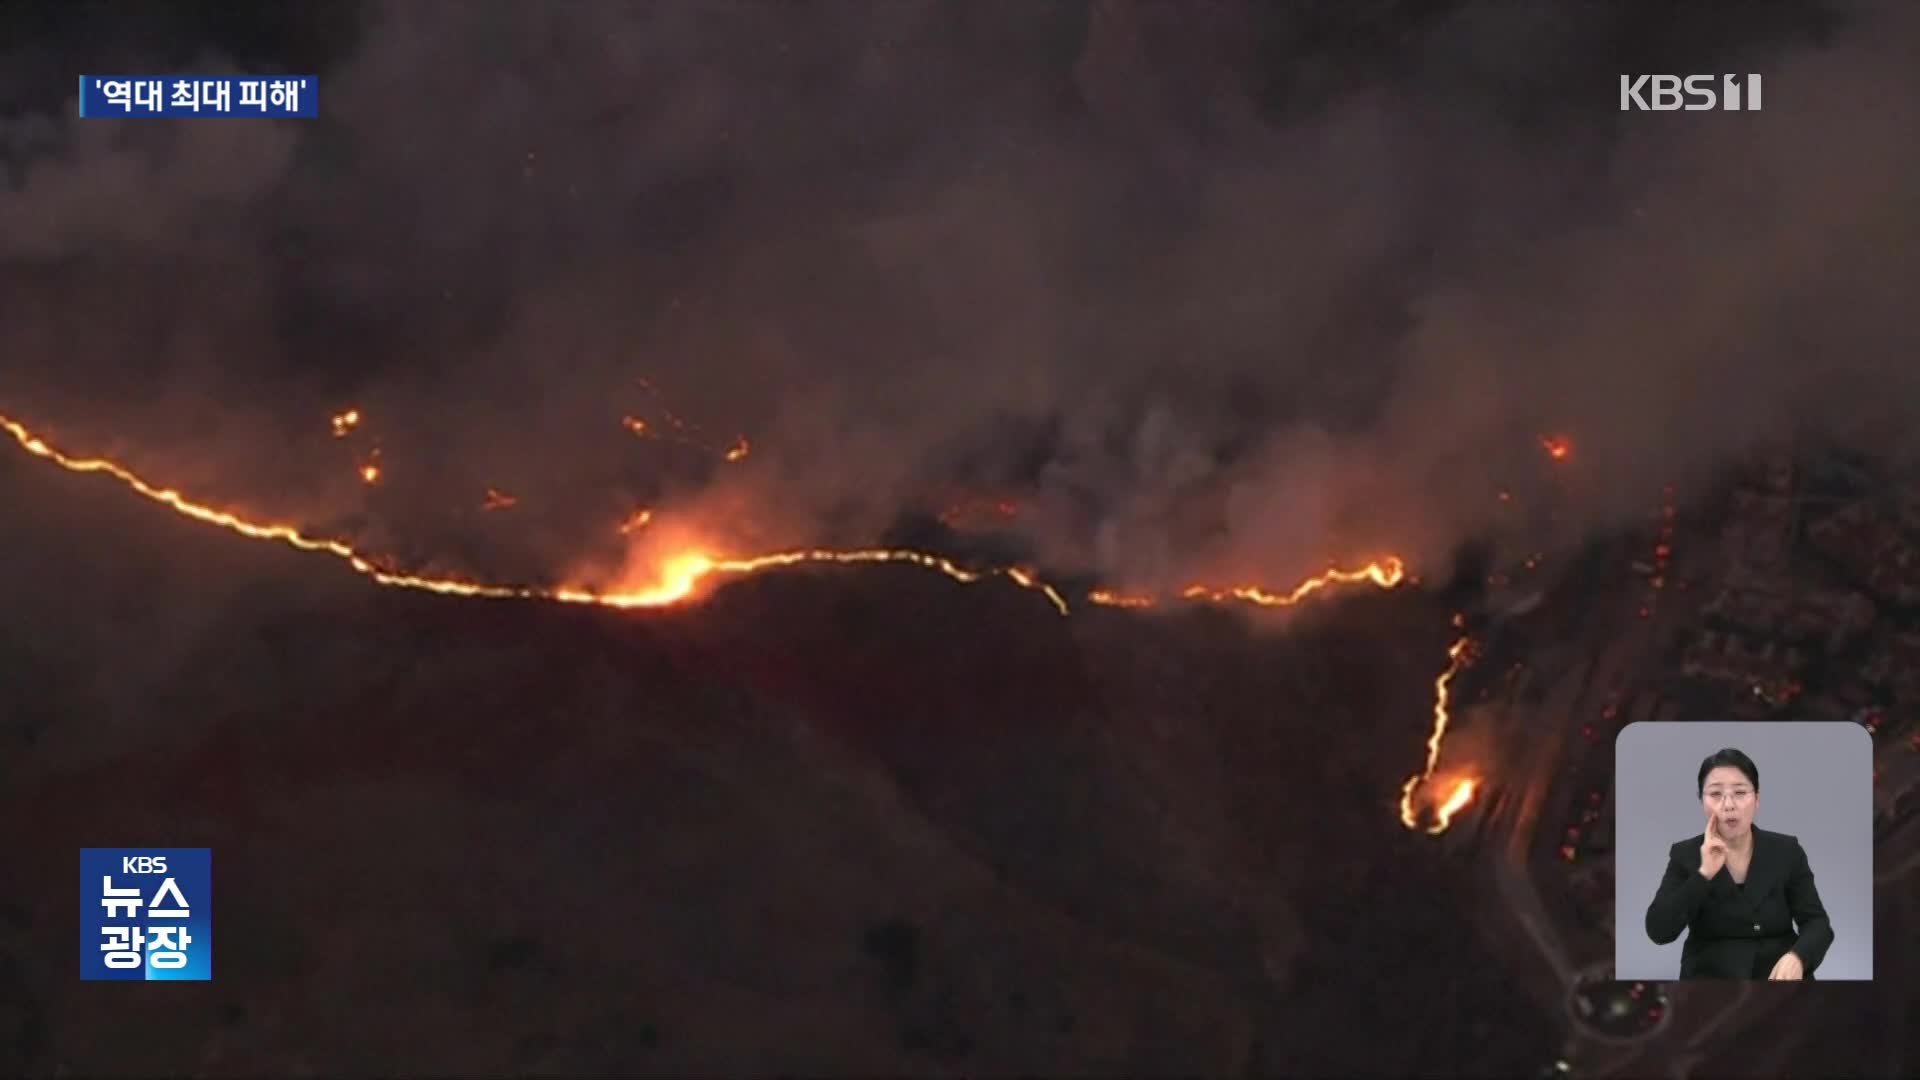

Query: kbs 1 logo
[80,848,212,981]
[1620,74,1763,112]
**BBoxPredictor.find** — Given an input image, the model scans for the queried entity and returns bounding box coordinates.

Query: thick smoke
[2,0,1915,595]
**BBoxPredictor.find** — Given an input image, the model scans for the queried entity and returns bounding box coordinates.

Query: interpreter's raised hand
[1699,809,1728,879]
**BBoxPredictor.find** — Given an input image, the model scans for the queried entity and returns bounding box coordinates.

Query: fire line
[0,414,1075,612]
[1398,631,1478,834]
[1,410,1467,832]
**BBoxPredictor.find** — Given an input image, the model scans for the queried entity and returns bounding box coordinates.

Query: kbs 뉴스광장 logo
[80,848,212,980]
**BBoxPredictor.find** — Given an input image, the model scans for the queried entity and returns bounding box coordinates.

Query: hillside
[0,450,1549,1076]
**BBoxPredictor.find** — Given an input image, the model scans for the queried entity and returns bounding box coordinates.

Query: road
[1453,510,1919,1078]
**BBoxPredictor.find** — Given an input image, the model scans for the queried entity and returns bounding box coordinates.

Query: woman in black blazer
[1644,747,1833,980]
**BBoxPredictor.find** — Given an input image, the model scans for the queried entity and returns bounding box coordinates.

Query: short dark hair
[1697,747,1759,796]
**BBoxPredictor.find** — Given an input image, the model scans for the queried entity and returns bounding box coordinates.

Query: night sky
[1,1,1915,1075]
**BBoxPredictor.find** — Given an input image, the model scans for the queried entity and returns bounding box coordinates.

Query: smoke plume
[3,0,1914,594]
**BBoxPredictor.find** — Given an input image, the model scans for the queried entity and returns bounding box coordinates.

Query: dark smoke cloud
[2,0,1913,595]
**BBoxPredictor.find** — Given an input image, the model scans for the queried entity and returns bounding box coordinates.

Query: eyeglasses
[1704,789,1753,804]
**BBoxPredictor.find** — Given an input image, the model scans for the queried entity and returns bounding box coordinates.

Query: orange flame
[619,508,654,534]
[1540,435,1572,461]
[623,378,752,465]
[6,409,1458,825]
[1431,777,1477,831]
[0,414,1071,615]
[1399,633,1477,834]
[482,488,517,511]
[1180,557,1406,607]
[1004,566,1069,616]
[357,446,384,485]
[1083,560,1406,611]
[623,413,752,465]
[330,409,361,438]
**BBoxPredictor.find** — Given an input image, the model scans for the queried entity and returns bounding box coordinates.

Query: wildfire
[1399,632,1478,835]
[4,409,1469,833]
[999,567,1066,616]
[330,409,361,438]
[482,488,517,511]
[1432,777,1478,829]
[622,412,753,464]
[1540,435,1572,461]
[1180,557,1406,607]
[664,549,1075,616]
[623,378,751,465]
[0,413,1073,615]
[1082,558,1407,612]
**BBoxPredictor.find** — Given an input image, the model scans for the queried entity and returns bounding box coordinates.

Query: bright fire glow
[5,410,1458,829]
[330,409,361,438]
[1179,557,1406,607]
[0,413,1072,615]
[619,508,654,534]
[622,382,751,465]
[1540,435,1572,461]
[1399,633,1478,834]
[1083,559,1406,612]
[1432,777,1477,830]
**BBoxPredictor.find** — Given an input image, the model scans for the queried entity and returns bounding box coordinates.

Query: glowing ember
[619,508,654,534]
[330,409,361,438]
[359,461,382,485]
[1540,435,1572,461]
[623,412,752,464]
[938,495,1022,527]
[942,499,1020,530]
[1087,588,1154,609]
[482,488,517,511]
[623,381,752,465]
